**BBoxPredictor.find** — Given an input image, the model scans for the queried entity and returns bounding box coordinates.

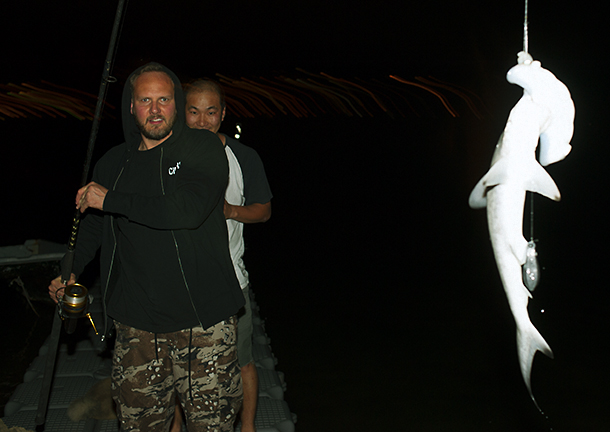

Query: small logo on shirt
[168,161,181,175]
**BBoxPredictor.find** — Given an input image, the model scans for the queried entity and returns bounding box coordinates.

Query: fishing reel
[57,283,98,335]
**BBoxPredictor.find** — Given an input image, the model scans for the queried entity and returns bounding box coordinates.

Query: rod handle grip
[61,249,75,285]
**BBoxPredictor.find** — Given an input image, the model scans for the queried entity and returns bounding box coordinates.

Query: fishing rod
[35,0,127,426]
[59,0,127,334]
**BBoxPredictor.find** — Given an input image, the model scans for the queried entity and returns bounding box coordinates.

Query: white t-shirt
[224,145,248,288]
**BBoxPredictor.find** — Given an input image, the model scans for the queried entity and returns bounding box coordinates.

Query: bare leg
[170,396,183,432]
[239,362,258,432]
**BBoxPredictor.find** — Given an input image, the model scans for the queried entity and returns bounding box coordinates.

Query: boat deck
[2,280,296,432]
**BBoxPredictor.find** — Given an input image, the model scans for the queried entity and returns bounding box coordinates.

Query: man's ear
[130,100,133,115]
[222,107,226,122]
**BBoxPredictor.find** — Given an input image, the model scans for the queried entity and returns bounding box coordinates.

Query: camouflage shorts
[111,318,243,432]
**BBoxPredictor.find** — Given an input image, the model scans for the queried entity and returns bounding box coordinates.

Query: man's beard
[135,112,177,141]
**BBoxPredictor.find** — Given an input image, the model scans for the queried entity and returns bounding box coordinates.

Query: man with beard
[49,63,244,431]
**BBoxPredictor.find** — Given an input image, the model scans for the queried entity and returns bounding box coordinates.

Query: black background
[2,1,609,430]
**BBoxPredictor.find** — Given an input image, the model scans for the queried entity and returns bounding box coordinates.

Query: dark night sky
[3,0,605,88]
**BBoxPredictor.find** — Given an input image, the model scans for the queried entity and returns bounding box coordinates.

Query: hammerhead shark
[469,51,575,409]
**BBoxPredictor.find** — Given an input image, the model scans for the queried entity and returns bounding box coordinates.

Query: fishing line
[522,6,553,427]
[521,0,539,294]
[524,0,534,243]
[523,0,535,244]
[523,0,529,54]
[529,194,535,241]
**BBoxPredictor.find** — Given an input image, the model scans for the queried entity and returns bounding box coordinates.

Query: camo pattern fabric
[111,318,242,431]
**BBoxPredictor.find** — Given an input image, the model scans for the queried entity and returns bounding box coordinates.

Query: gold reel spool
[63,283,88,316]
[61,283,97,334]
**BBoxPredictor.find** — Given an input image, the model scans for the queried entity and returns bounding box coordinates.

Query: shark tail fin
[517,321,554,411]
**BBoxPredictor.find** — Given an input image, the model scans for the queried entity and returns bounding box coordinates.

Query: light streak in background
[212,71,484,119]
[0,81,115,121]
[389,75,459,118]
[321,72,389,115]
[1,72,482,120]
[415,76,486,120]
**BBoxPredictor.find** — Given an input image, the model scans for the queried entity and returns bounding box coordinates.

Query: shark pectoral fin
[480,158,511,188]
[526,162,561,201]
[468,159,512,209]
[469,134,506,209]
[468,177,488,208]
